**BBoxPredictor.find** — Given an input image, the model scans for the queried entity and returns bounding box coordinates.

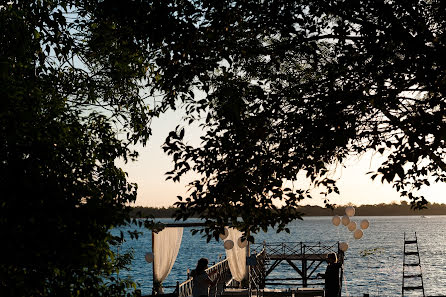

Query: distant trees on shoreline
[130,202,446,218]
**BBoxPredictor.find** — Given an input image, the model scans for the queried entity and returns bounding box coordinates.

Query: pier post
[152,232,159,294]
[247,230,251,297]
[302,259,307,287]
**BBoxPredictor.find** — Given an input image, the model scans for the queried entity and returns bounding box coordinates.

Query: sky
[120,108,446,208]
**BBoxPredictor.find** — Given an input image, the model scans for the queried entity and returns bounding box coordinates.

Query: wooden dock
[174,241,342,297]
[250,242,342,289]
[143,223,340,297]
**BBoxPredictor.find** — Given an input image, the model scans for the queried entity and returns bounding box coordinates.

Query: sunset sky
[121,108,446,208]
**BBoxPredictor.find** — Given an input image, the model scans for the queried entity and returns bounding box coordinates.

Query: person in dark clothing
[318,252,343,297]
[191,258,218,297]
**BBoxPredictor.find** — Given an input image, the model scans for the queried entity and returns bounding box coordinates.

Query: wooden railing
[250,242,340,289]
[178,259,231,297]
[249,249,266,291]
[178,277,193,297]
[251,242,339,258]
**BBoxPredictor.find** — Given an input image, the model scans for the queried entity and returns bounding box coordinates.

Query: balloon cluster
[331,206,370,252]
[219,227,248,250]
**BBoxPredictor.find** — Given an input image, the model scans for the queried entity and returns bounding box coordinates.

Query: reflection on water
[117,216,446,296]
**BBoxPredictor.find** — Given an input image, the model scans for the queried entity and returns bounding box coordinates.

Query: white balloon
[339,242,349,252]
[224,240,234,250]
[341,215,350,226]
[219,228,229,240]
[145,252,154,263]
[360,219,370,230]
[345,206,355,217]
[354,229,363,240]
[332,215,341,226]
[347,221,357,232]
[237,237,248,248]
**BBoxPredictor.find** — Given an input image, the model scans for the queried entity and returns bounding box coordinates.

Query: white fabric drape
[153,227,183,283]
[224,228,248,282]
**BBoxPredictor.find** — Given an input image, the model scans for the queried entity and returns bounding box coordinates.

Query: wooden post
[338,243,344,297]
[152,231,157,295]
[247,229,251,297]
[302,244,307,288]
[262,241,266,289]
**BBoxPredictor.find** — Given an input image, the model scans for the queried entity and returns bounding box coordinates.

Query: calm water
[116,216,446,296]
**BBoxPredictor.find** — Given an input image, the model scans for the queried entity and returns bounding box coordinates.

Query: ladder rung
[403,263,420,266]
[404,251,419,255]
[405,240,417,244]
[403,286,424,290]
[403,274,422,278]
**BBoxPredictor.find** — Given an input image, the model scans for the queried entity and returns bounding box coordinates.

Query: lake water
[116,216,446,296]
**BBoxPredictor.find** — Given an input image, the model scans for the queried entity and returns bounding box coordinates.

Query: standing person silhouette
[318,252,343,297]
[191,258,218,297]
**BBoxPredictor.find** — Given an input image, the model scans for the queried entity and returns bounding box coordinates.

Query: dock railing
[178,258,231,297]
[249,248,266,291]
[251,242,338,260]
[250,242,340,288]
[178,242,340,297]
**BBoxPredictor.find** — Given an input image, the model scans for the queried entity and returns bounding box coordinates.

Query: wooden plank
[403,274,422,278]
[308,260,324,279]
[264,282,325,288]
[265,259,283,277]
[403,263,420,266]
[269,254,328,261]
[403,286,424,290]
[295,288,324,297]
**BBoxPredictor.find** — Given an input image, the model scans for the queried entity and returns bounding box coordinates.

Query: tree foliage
[2,1,446,293]
[154,0,446,239]
[0,1,160,295]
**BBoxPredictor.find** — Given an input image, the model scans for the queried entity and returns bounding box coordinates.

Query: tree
[155,0,446,240]
[0,1,161,295]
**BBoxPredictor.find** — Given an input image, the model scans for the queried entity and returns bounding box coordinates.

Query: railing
[178,259,231,297]
[220,249,267,291]
[250,242,340,289]
[249,249,266,293]
[178,278,193,297]
[251,242,339,258]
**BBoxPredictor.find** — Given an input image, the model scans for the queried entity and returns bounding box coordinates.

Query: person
[318,252,343,297]
[191,258,218,297]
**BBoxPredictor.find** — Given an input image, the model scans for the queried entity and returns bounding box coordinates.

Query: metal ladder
[402,232,425,297]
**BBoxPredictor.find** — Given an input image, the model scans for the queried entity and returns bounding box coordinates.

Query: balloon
[360,219,370,230]
[332,215,341,226]
[145,252,154,263]
[347,221,357,232]
[219,228,229,240]
[237,237,248,248]
[224,240,234,250]
[345,206,355,217]
[339,242,349,252]
[341,215,350,226]
[354,229,363,240]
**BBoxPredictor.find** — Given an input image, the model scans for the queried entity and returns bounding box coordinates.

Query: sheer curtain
[224,228,248,282]
[153,227,183,285]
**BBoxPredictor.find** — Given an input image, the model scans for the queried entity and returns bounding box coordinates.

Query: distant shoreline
[129,202,446,218]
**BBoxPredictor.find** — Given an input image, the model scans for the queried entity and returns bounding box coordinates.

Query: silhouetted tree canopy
[2,1,446,294]
[154,0,446,239]
[1,1,161,296]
